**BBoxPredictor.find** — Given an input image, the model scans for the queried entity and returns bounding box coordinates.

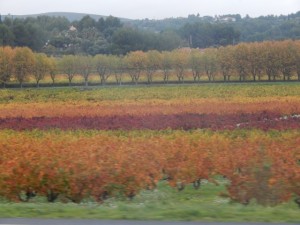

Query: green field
[1,82,300,103]
[0,181,299,223]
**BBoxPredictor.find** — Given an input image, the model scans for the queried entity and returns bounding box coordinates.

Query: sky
[0,0,299,19]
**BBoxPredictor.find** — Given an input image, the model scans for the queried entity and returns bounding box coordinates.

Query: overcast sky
[0,0,299,19]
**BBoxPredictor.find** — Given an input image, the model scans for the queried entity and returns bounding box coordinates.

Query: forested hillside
[0,11,299,55]
[129,12,300,43]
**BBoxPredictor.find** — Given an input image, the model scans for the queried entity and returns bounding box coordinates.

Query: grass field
[0,181,299,223]
[1,82,300,102]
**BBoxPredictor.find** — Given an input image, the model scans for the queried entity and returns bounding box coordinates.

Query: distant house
[221,17,237,22]
[215,16,237,23]
[69,25,77,32]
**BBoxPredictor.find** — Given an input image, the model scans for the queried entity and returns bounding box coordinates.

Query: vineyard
[0,83,299,210]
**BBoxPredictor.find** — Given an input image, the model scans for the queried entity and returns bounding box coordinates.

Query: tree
[171,49,190,83]
[110,55,125,85]
[125,51,147,85]
[94,54,112,85]
[0,24,14,46]
[33,53,51,88]
[59,55,77,86]
[77,55,94,87]
[103,16,122,39]
[247,43,265,81]
[145,50,162,84]
[158,31,181,51]
[295,41,300,81]
[48,57,58,85]
[111,28,145,55]
[78,16,96,31]
[161,51,173,84]
[217,45,234,81]
[277,40,297,81]
[13,47,35,88]
[262,41,281,81]
[0,46,14,87]
[180,22,240,49]
[233,43,250,81]
[189,49,203,82]
[202,48,218,82]
[12,20,45,51]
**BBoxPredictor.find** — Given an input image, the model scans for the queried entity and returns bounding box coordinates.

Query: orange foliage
[0,131,299,205]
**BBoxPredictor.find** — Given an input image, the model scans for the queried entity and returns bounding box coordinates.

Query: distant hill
[2,12,132,22]
[127,11,300,43]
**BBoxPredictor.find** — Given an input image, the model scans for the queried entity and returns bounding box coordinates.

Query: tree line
[130,12,300,44]
[0,15,182,55]
[1,40,300,88]
[1,12,300,55]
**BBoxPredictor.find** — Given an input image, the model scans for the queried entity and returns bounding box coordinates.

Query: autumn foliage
[0,131,299,205]
[0,84,300,206]
[2,40,300,87]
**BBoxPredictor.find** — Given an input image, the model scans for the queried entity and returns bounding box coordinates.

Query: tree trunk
[147,75,152,84]
[130,75,135,84]
[177,183,185,191]
[163,71,169,84]
[208,74,211,82]
[101,77,107,86]
[115,75,122,85]
[50,73,55,86]
[47,191,59,203]
[193,179,201,190]
[165,76,169,84]
[295,197,300,208]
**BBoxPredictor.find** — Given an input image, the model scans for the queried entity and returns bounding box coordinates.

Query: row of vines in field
[1,95,300,131]
[1,111,300,131]
[1,39,300,87]
[0,85,299,206]
[0,130,299,206]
